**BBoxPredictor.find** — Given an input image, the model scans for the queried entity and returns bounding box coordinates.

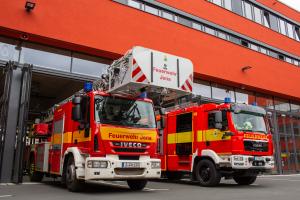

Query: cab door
[49,116,65,175]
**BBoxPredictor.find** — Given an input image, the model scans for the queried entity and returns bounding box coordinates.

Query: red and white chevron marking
[181,74,193,92]
[131,59,148,83]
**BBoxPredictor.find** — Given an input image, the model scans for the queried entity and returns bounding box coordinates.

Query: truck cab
[159,100,274,186]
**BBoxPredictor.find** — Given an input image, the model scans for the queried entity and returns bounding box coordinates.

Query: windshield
[232,112,267,133]
[94,95,156,128]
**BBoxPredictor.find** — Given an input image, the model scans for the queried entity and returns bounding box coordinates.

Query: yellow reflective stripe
[201,129,231,142]
[73,130,91,143]
[197,131,203,142]
[100,127,157,143]
[167,131,193,144]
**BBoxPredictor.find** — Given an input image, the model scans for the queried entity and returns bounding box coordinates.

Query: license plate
[254,157,264,161]
[121,162,140,168]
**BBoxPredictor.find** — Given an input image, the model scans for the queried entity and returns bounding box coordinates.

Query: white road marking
[259,174,300,178]
[0,195,13,198]
[259,178,300,182]
[22,182,42,185]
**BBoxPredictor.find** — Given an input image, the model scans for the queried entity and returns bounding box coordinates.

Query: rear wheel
[194,159,221,187]
[127,180,147,191]
[233,175,257,185]
[29,159,43,182]
[66,156,84,192]
[166,171,183,180]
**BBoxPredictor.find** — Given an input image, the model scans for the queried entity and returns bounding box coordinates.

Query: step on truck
[157,98,274,186]
[28,46,193,192]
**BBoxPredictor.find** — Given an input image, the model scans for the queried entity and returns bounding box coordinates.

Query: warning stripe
[181,74,193,92]
[132,59,148,83]
[136,74,147,82]
[132,67,141,78]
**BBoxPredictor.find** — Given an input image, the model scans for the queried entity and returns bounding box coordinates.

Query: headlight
[151,161,161,169]
[87,160,108,168]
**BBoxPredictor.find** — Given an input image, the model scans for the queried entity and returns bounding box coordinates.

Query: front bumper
[219,155,274,170]
[83,155,161,180]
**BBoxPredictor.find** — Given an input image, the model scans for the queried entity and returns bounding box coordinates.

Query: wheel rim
[66,163,75,185]
[199,165,211,182]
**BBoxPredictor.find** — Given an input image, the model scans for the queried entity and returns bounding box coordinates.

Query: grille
[114,148,146,153]
[244,140,268,152]
[114,168,145,175]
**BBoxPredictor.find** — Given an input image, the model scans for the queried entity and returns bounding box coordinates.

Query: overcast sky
[279,0,300,12]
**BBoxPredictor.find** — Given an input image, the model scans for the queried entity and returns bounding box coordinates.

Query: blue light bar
[224,97,231,104]
[84,82,93,92]
[139,91,147,99]
[252,102,258,106]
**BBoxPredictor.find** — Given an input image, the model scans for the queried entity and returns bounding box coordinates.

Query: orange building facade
[0,0,300,180]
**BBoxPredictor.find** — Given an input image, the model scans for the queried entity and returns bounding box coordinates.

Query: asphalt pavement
[1,175,300,200]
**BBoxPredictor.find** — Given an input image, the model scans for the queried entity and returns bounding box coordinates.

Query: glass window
[268,51,278,58]
[269,14,279,31]
[294,60,299,66]
[20,43,72,72]
[260,47,267,54]
[279,19,287,35]
[161,11,174,21]
[295,27,300,41]
[263,12,270,28]
[253,6,262,24]
[229,35,241,44]
[0,37,19,62]
[217,31,227,40]
[204,26,215,35]
[192,23,203,31]
[243,2,253,20]
[72,53,109,77]
[274,98,290,112]
[128,0,140,9]
[285,57,292,64]
[193,80,211,98]
[145,5,159,15]
[235,89,255,104]
[250,43,259,51]
[291,103,300,113]
[213,0,222,6]
[256,94,274,109]
[224,0,232,10]
[211,84,235,102]
[286,23,294,39]
[241,40,249,47]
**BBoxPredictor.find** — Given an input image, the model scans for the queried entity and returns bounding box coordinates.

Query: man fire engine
[28,46,193,192]
[158,98,274,186]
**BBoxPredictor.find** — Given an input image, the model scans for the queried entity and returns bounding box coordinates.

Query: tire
[166,171,183,181]
[233,175,257,185]
[66,156,84,192]
[29,160,43,182]
[127,180,147,191]
[194,159,221,187]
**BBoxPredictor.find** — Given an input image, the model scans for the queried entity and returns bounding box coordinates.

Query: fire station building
[0,0,300,182]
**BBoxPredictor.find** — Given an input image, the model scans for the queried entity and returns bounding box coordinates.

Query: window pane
[204,26,215,35]
[279,19,287,35]
[0,37,19,62]
[235,90,255,104]
[217,31,227,40]
[250,43,259,51]
[145,5,159,15]
[213,0,222,6]
[253,7,262,24]
[193,81,211,98]
[291,103,300,114]
[244,2,253,20]
[294,60,299,66]
[274,98,290,112]
[72,53,109,77]
[128,0,140,9]
[161,11,173,20]
[192,23,202,31]
[260,47,267,54]
[285,57,292,64]
[211,84,235,101]
[286,23,294,38]
[263,12,270,28]
[269,51,278,58]
[295,27,300,41]
[224,0,232,10]
[20,43,71,72]
[256,94,274,109]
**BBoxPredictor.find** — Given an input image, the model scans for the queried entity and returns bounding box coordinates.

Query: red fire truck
[28,46,193,192]
[158,99,274,186]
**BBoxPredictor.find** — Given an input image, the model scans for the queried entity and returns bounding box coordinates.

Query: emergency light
[224,97,231,103]
[84,82,93,92]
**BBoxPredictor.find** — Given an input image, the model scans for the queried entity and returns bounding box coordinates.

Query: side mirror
[72,105,82,121]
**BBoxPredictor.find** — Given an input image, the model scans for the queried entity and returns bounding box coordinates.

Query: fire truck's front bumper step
[82,155,161,180]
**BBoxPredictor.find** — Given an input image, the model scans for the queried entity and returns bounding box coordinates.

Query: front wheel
[66,156,84,192]
[127,180,147,191]
[194,159,221,187]
[233,176,257,185]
